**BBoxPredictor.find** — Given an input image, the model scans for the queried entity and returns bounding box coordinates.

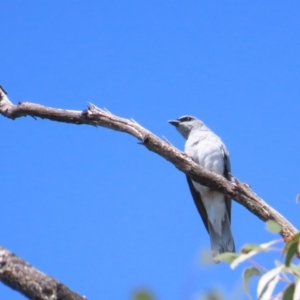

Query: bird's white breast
[185,131,227,235]
[185,132,225,175]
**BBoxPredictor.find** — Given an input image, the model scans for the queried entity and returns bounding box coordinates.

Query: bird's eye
[180,116,192,122]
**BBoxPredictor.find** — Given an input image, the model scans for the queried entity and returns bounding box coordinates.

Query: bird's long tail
[207,212,235,263]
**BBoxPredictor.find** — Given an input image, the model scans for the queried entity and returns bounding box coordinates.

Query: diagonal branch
[0,86,297,241]
[0,85,298,298]
[0,245,85,300]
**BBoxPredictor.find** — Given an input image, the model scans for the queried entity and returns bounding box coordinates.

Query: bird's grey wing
[186,176,209,233]
[222,146,232,223]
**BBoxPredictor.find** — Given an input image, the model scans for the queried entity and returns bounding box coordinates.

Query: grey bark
[0,245,85,300]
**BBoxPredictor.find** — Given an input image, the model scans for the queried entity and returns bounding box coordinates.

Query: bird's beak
[168,119,180,127]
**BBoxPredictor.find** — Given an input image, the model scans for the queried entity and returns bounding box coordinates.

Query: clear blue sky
[1,1,300,299]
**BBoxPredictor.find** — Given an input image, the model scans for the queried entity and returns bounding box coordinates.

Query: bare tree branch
[0,87,297,240]
[0,245,85,300]
[0,85,298,297]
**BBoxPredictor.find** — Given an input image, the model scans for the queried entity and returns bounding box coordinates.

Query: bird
[169,115,235,262]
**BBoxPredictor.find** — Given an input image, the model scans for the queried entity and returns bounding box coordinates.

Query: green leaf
[296,194,300,203]
[294,279,300,300]
[292,232,300,240]
[218,240,280,270]
[243,267,261,299]
[266,220,282,234]
[282,284,295,300]
[287,264,300,278]
[287,232,300,257]
[285,241,298,266]
[132,290,155,300]
[215,252,239,264]
[241,244,266,254]
[229,241,276,270]
[284,233,300,266]
[257,265,284,300]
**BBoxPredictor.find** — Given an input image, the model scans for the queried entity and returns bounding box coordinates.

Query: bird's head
[168,115,205,139]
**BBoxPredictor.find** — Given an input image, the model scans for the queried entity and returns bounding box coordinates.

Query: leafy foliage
[243,267,261,299]
[132,225,300,299]
[217,224,300,299]
[266,220,282,234]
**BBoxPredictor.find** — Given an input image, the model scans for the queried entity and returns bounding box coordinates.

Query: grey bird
[169,116,235,262]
